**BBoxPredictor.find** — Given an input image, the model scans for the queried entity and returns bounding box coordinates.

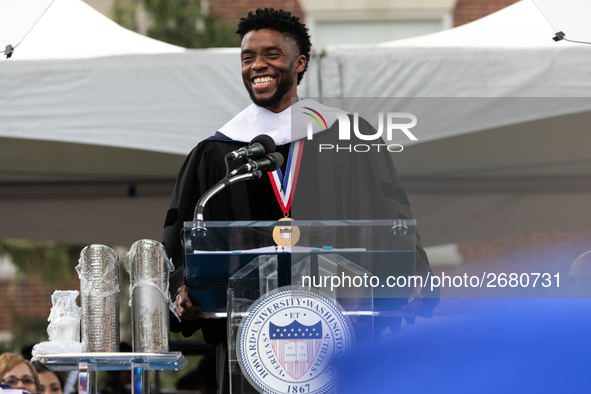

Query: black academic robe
[162,115,439,393]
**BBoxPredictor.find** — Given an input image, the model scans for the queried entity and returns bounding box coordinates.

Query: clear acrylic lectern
[183,219,417,393]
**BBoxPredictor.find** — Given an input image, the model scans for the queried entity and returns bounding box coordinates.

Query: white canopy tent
[3,0,589,155]
[0,0,251,246]
[0,0,184,59]
[0,0,240,245]
[314,0,591,246]
[0,0,590,247]
[319,0,591,98]
[0,0,249,155]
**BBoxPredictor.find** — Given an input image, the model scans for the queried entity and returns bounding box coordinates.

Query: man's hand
[401,281,423,315]
[174,285,204,320]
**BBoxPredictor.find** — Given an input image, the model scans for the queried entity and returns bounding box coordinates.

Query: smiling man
[163,10,315,312]
[163,8,436,394]
[162,11,317,394]
[240,27,306,113]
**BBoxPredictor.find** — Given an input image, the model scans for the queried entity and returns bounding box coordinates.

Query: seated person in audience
[32,362,62,394]
[0,353,41,393]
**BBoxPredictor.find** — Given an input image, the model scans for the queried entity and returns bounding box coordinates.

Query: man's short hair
[236,8,311,85]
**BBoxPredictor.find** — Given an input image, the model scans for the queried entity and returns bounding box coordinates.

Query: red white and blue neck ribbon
[268,140,304,215]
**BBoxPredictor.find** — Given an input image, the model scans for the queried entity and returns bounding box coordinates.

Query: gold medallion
[273,217,300,247]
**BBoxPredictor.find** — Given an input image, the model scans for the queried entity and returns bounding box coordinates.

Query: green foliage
[112,0,240,48]
[10,314,48,353]
[143,0,201,47]
[0,239,84,351]
[0,239,83,287]
[112,0,140,31]
[198,14,241,48]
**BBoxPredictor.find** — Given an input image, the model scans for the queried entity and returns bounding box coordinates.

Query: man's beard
[246,73,294,109]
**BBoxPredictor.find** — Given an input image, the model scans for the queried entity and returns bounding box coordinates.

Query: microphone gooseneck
[193,140,283,225]
[193,172,262,222]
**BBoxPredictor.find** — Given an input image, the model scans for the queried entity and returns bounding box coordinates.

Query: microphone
[226,135,276,160]
[243,152,284,172]
[233,152,284,175]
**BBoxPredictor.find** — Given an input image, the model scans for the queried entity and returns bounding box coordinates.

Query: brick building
[210,0,305,25]
[82,0,524,46]
[453,0,520,27]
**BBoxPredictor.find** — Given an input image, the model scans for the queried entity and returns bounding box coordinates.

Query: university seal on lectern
[237,287,353,394]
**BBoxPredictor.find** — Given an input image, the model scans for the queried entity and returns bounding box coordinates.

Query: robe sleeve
[161,140,233,338]
[353,116,440,316]
[302,115,439,316]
